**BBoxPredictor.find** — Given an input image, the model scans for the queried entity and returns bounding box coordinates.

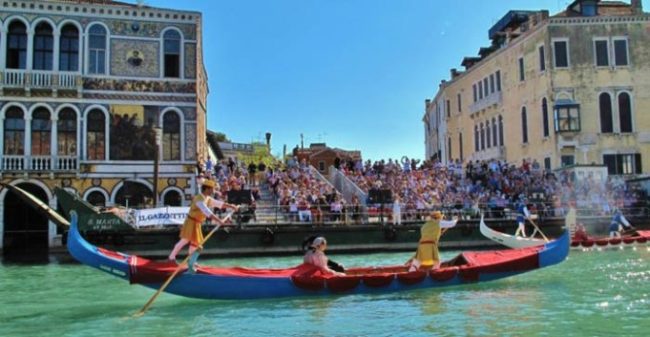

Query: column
[25,116,31,170]
[53,32,60,72]
[51,116,58,170]
[0,27,6,89]
[25,29,34,96]
[26,29,34,70]
[0,115,4,168]
[53,31,60,97]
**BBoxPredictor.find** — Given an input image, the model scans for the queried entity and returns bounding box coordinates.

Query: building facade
[294,143,362,174]
[424,0,649,176]
[0,0,207,258]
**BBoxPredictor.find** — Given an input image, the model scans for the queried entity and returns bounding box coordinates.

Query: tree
[239,142,278,166]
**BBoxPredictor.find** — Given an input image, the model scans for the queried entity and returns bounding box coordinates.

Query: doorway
[3,183,49,262]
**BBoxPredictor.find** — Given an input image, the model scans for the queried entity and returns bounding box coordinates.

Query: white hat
[310,237,326,248]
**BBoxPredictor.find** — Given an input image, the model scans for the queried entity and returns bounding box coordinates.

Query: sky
[140,0,647,162]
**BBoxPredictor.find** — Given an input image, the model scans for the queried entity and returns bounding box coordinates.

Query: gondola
[68,212,570,300]
[479,216,650,250]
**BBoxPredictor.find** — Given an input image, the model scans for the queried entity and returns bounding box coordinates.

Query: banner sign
[129,207,190,228]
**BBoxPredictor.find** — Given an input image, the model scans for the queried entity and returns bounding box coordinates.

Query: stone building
[0,0,207,259]
[294,143,362,174]
[425,0,649,176]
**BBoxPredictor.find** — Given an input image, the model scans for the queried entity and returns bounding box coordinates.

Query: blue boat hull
[67,212,570,300]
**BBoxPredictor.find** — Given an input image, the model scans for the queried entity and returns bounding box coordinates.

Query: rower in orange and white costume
[168,179,239,261]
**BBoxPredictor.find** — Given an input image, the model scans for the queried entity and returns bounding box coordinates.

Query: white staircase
[253,182,285,224]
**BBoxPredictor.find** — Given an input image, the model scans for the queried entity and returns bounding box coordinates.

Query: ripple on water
[1,248,649,337]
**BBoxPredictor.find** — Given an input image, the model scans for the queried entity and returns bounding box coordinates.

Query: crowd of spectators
[197,156,264,222]
[196,154,647,225]
[265,157,352,224]
[339,157,647,223]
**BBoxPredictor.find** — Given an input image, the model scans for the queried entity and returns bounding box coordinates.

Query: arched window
[7,21,27,69]
[86,191,106,207]
[521,107,528,144]
[162,111,181,160]
[4,107,25,155]
[163,30,181,78]
[57,108,77,156]
[59,24,79,71]
[115,181,153,208]
[88,25,107,74]
[498,115,504,146]
[163,190,182,206]
[542,98,549,137]
[87,109,105,160]
[474,125,479,151]
[486,120,491,148]
[31,108,51,156]
[481,123,485,150]
[492,118,498,146]
[599,93,613,133]
[33,22,54,70]
[618,92,632,133]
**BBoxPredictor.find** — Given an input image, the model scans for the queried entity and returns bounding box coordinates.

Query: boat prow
[67,212,570,300]
[480,215,547,249]
[67,211,131,280]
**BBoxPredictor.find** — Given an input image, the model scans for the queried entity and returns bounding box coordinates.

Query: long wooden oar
[527,217,550,242]
[134,211,234,317]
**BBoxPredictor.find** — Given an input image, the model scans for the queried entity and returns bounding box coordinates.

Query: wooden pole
[527,217,550,242]
[134,211,233,317]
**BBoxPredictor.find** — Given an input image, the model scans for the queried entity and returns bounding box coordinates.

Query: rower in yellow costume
[168,180,239,261]
[406,211,457,271]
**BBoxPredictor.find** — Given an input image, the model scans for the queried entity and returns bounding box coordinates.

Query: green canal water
[1,247,649,337]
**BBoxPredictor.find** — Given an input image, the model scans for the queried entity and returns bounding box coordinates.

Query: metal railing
[328,166,368,206]
[31,71,53,88]
[2,69,26,86]
[200,203,650,227]
[58,72,78,89]
[1,69,80,90]
[1,155,78,172]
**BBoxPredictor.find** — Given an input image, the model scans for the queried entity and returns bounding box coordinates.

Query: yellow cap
[431,211,443,219]
[202,180,217,189]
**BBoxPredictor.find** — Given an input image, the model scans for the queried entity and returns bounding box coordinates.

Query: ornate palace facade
[0,0,207,258]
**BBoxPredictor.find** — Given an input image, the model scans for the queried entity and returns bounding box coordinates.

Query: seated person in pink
[303,237,345,276]
[572,223,590,242]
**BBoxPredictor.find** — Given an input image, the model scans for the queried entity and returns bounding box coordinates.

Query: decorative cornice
[549,15,650,26]
[83,92,196,102]
[0,0,200,24]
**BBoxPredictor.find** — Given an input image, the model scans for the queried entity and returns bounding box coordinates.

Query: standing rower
[168,180,239,263]
[405,211,457,271]
[514,198,531,237]
[608,208,634,238]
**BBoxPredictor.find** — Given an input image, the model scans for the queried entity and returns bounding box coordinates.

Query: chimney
[505,27,514,44]
[265,132,271,152]
[450,68,460,79]
[631,0,643,14]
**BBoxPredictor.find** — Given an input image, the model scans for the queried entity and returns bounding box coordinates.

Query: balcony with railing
[470,91,503,115]
[1,69,81,92]
[1,155,78,173]
[470,146,506,161]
